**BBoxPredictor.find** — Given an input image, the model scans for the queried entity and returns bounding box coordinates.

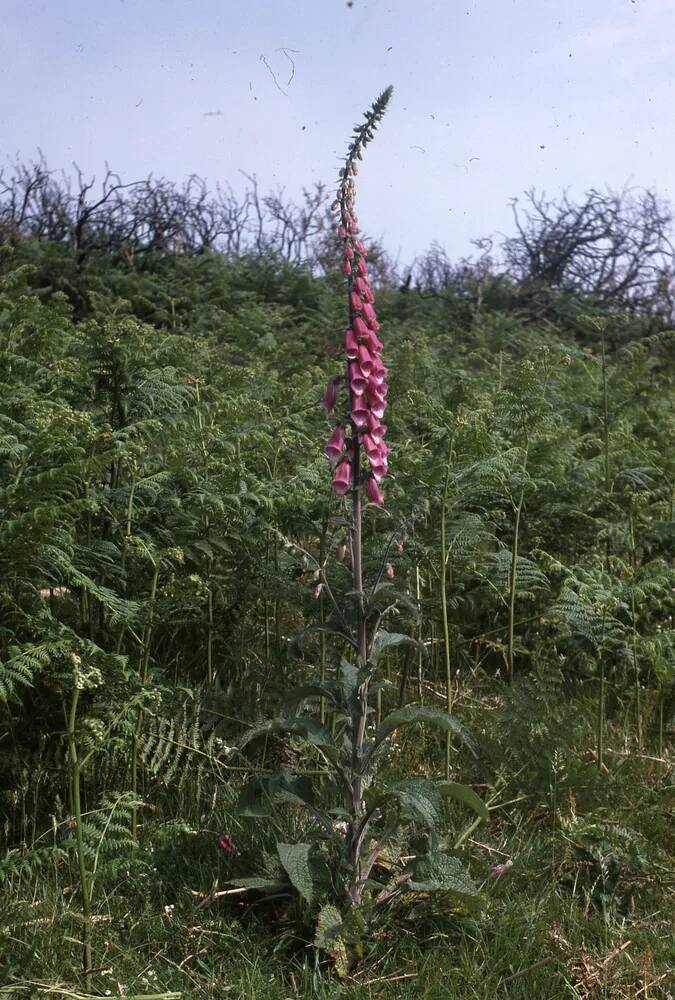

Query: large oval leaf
[408,851,479,898]
[437,781,489,820]
[240,716,334,749]
[371,705,476,756]
[277,842,314,904]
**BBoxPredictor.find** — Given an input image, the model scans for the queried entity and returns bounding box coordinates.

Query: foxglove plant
[235,89,486,965]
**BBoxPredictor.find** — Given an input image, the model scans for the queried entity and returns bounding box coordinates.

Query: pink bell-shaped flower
[370,459,388,482]
[361,302,377,326]
[356,256,368,276]
[357,345,373,376]
[352,316,370,340]
[355,276,372,302]
[367,390,387,419]
[351,399,369,427]
[365,477,384,505]
[370,363,388,386]
[331,459,352,495]
[324,425,346,464]
[349,362,368,395]
[350,291,363,314]
[366,413,387,440]
[344,328,359,359]
[361,433,379,457]
[322,381,338,412]
[342,260,352,276]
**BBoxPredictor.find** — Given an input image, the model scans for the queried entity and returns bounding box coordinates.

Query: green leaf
[283,684,339,715]
[314,903,343,949]
[370,630,424,664]
[240,716,334,749]
[277,842,314,904]
[269,771,316,809]
[314,904,349,976]
[437,781,489,820]
[371,705,476,756]
[288,621,356,660]
[229,876,289,892]
[237,777,270,817]
[408,852,479,898]
[390,778,444,828]
[237,771,317,817]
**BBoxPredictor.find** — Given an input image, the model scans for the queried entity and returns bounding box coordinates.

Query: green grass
[2,681,673,999]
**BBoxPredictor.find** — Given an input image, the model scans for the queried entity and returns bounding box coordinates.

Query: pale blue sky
[2,0,674,262]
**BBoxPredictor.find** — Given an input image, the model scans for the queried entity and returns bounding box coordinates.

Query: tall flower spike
[322,85,393,516]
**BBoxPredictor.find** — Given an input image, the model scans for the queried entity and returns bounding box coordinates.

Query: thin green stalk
[599,320,612,572]
[597,662,605,772]
[507,488,525,684]
[67,686,92,991]
[629,510,642,747]
[132,563,160,839]
[207,586,214,686]
[416,563,423,703]
[440,434,455,777]
[597,611,607,771]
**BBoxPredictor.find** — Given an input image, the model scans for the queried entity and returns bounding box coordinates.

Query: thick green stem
[67,687,92,991]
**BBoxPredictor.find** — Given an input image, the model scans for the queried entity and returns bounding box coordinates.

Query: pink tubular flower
[324,425,346,464]
[348,363,368,395]
[365,477,384,505]
[355,276,372,301]
[361,302,377,326]
[344,328,359,359]
[342,260,352,276]
[352,316,370,340]
[216,834,239,855]
[370,460,388,483]
[367,391,387,420]
[351,400,369,427]
[331,459,352,495]
[350,291,363,314]
[386,562,395,579]
[370,364,387,387]
[356,256,368,276]
[322,380,338,412]
[361,433,379,457]
[357,345,373,376]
